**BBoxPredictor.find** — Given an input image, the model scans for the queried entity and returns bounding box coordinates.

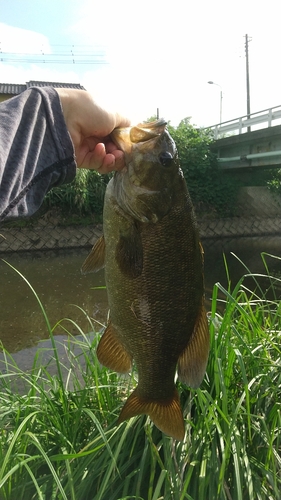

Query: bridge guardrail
[207,105,281,139]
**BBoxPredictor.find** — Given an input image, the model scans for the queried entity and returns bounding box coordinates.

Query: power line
[0,41,108,51]
[1,51,106,57]
[0,57,108,65]
[0,43,109,65]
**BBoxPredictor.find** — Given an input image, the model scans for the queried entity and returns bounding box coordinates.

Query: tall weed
[44,170,110,217]
[0,255,280,499]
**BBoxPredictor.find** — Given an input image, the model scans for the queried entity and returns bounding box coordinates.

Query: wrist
[56,88,83,148]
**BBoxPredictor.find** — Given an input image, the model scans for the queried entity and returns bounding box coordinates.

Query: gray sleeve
[0,86,77,221]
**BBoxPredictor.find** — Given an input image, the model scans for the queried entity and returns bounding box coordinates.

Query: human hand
[56,89,131,174]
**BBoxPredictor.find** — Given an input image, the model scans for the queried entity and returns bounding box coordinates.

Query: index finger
[105,140,123,154]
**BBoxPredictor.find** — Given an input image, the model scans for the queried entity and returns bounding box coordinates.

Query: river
[0,236,280,359]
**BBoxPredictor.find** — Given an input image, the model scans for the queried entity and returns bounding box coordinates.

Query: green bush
[44,169,110,218]
[44,120,241,220]
[267,167,281,194]
[168,119,240,217]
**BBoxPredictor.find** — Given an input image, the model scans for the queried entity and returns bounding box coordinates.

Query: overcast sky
[1,0,280,126]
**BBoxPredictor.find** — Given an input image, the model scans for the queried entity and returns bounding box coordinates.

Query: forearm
[0,87,77,221]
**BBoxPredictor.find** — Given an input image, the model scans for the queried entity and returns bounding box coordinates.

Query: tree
[168,119,239,217]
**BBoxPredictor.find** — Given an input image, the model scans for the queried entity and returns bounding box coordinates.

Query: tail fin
[118,387,185,441]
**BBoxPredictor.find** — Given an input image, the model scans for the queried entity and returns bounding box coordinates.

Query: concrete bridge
[208,105,281,170]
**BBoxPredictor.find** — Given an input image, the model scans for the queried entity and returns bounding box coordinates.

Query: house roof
[0,84,27,95]
[0,81,86,95]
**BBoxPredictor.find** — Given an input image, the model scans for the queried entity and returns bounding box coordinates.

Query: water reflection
[0,248,108,353]
[203,236,281,298]
[0,236,280,356]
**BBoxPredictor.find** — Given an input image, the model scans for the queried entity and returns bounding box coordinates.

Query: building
[0,80,86,102]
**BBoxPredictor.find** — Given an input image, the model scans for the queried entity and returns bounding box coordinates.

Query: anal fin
[118,387,185,441]
[178,303,210,388]
[97,321,132,373]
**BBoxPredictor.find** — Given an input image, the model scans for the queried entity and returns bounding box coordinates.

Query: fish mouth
[110,119,167,153]
[111,119,169,192]
[110,119,173,223]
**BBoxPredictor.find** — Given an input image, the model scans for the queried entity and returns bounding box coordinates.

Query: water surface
[0,236,280,357]
[0,248,107,352]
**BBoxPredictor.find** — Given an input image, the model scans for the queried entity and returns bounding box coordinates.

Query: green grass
[0,255,280,500]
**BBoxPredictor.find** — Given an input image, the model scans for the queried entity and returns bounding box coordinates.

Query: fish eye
[159,151,173,167]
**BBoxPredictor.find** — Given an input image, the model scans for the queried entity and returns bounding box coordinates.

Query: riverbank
[0,215,281,253]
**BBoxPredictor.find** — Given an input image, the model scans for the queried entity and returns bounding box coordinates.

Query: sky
[1,0,281,127]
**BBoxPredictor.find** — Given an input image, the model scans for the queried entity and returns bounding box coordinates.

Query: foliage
[6,119,280,224]
[43,119,241,220]
[44,169,110,218]
[0,256,281,499]
[168,119,240,217]
[267,168,281,195]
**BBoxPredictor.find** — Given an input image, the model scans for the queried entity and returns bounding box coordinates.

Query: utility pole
[245,34,251,132]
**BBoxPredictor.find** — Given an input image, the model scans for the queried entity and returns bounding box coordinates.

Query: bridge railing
[207,105,281,139]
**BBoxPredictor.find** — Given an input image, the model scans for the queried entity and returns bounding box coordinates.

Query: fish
[82,119,209,440]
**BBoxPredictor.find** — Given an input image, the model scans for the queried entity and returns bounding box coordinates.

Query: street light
[208,81,223,124]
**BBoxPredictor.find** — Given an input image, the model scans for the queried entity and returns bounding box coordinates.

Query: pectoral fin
[118,387,185,441]
[177,304,209,388]
[81,235,105,274]
[115,223,143,279]
[97,321,132,373]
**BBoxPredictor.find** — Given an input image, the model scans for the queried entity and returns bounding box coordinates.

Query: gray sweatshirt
[0,87,77,221]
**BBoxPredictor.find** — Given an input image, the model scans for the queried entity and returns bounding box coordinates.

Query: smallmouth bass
[82,119,209,440]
